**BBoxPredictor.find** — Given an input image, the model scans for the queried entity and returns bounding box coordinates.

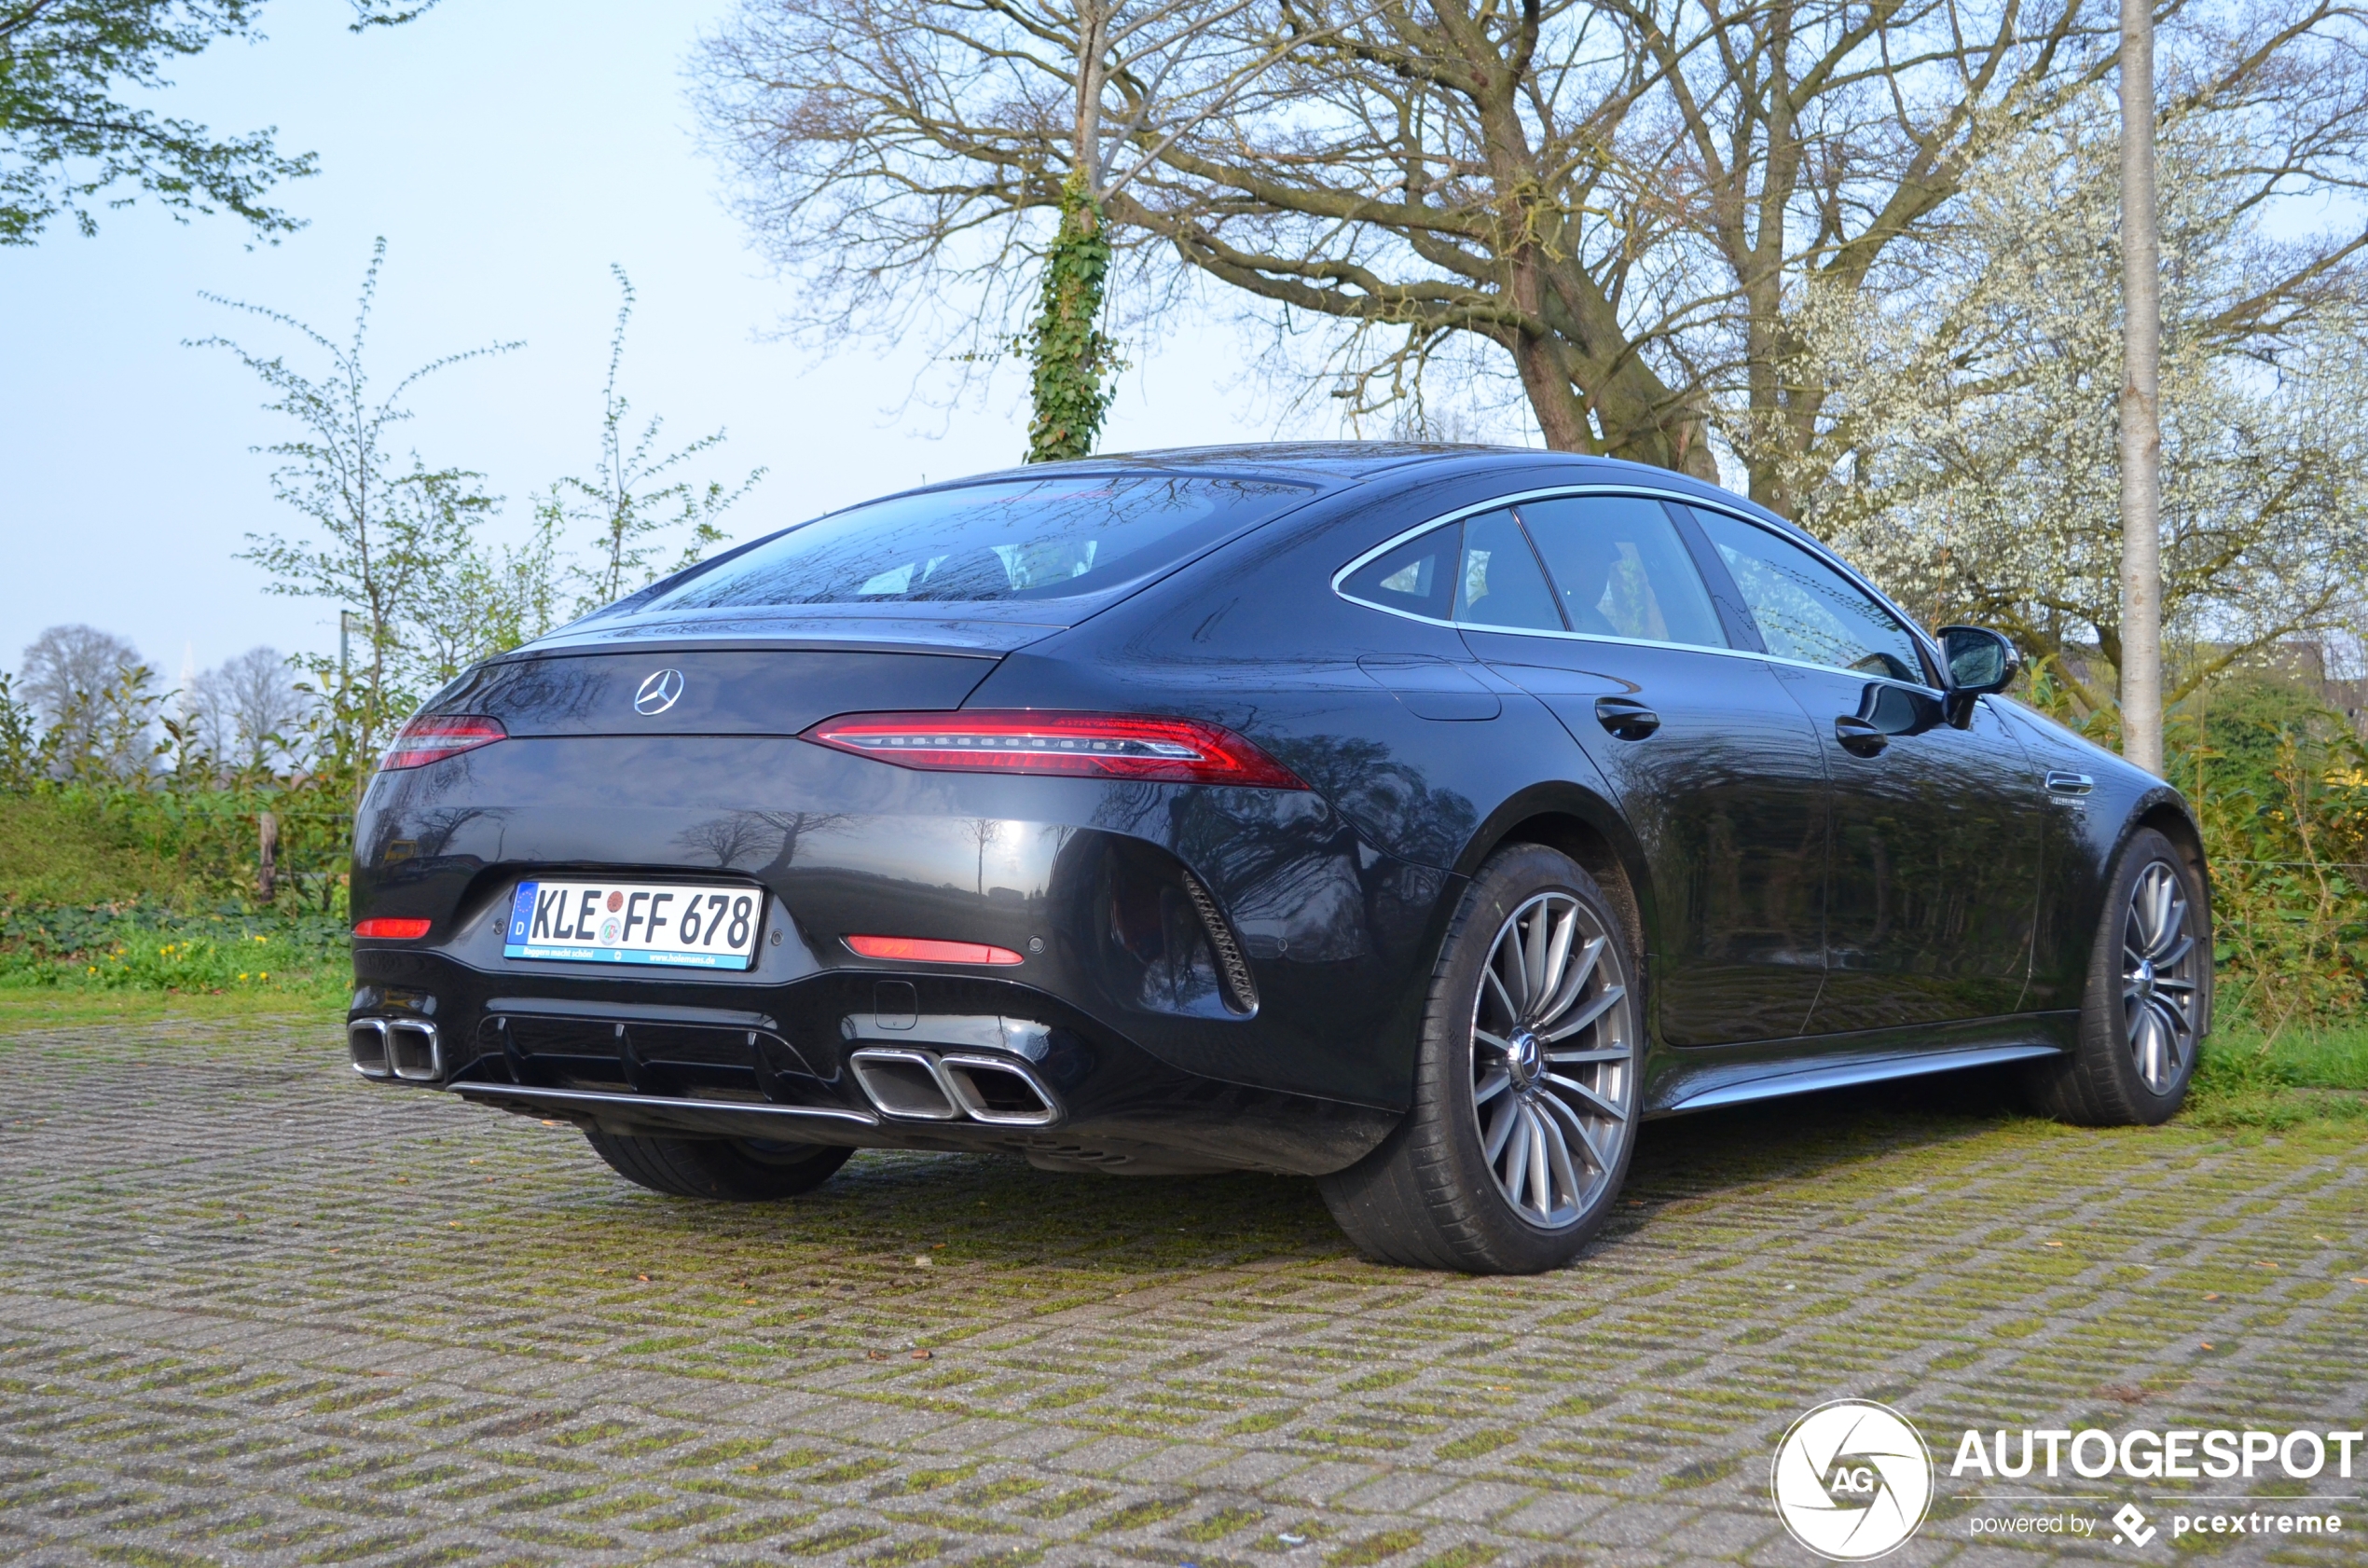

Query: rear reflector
[354,917,433,940]
[845,935,1025,966]
[379,714,507,771]
[804,710,1306,789]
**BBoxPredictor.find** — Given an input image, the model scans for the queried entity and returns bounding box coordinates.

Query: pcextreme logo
[1769,1399,1934,1561]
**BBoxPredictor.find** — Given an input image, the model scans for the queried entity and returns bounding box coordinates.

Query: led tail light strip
[804,711,1305,789]
[379,714,507,771]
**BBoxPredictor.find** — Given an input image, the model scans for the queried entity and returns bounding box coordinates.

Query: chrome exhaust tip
[386,1019,443,1081]
[848,1048,961,1120]
[937,1054,1059,1126]
[349,1018,391,1078]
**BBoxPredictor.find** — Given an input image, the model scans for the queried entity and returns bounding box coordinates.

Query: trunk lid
[421,647,998,736]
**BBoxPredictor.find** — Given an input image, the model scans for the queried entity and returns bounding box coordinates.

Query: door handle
[1593,696,1660,740]
[1834,715,1888,757]
[2045,770,2095,795]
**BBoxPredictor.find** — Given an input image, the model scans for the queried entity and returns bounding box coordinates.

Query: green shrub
[0,903,349,999]
[2168,675,2368,1036]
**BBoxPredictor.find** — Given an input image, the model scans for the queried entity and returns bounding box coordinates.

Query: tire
[2023,826,2211,1126]
[1318,844,1641,1273]
[584,1130,853,1201]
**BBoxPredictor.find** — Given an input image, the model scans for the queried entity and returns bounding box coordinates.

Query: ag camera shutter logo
[1770,1399,1934,1560]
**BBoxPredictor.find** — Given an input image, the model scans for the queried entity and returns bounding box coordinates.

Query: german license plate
[503,879,763,970]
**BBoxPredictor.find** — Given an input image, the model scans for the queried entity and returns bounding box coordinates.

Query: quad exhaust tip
[848,1047,1059,1127]
[350,1017,442,1081]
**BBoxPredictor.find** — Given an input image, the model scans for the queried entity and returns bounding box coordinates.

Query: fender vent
[1182,873,1258,1015]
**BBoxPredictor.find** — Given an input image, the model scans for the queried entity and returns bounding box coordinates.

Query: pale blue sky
[0,0,1370,686]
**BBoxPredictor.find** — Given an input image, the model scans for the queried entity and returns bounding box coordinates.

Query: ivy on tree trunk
[1024,173,1117,463]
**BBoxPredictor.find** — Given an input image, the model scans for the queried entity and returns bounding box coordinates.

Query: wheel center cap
[2133,959,2156,999]
[1507,1027,1542,1089]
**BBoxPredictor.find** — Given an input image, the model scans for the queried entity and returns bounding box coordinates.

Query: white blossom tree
[1758,93,2368,720]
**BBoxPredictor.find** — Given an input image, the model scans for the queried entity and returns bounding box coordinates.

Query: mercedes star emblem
[633,668,686,716]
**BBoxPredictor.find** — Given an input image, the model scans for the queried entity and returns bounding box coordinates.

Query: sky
[0,0,1385,688]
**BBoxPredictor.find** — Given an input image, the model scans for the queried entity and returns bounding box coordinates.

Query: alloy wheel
[2122,860,2200,1094]
[1468,891,1634,1230]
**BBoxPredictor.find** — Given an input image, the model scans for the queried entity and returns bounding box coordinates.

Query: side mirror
[1937,626,2019,726]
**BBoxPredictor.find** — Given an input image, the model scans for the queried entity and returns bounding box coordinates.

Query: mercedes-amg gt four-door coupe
[347,444,2210,1273]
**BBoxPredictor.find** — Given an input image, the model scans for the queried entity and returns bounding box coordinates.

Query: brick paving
[1,1017,2364,1567]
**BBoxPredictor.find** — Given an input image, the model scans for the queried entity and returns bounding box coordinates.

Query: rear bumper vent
[1182,872,1258,1014]
[848,1047,1059,1126]
[351,1018,442,1081]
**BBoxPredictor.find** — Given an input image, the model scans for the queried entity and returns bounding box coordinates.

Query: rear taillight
[379,715,506,771]
[353,917,432,939]
[803,711,1306,789]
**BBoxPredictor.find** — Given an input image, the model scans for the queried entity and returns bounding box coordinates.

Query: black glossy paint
[351,444,2199,1176]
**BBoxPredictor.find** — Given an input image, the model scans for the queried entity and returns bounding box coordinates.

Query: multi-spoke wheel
[1318,844,1640,1272]
[1470,892,1632,1229]
[2122,860,2200,1093]
[2025,826,2210,1126]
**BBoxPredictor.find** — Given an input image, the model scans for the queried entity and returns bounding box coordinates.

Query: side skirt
[1643,1012,2077,1118]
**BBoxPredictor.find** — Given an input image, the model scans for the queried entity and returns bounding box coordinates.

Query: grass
[0,788,351,1024]
[1,905,348,1008]
[2185,1018,2368,1127]
[0,987,346,1036]
[1,792,194,906]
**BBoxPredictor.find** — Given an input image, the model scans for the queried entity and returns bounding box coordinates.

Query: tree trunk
[2118,0,2164,775]
[257,810,280,903]
[1025,172,1118,462]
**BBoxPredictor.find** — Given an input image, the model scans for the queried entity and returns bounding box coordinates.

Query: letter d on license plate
[503,879,763,970]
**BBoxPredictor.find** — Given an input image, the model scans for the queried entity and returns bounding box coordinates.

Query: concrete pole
[2119,0,2164,775]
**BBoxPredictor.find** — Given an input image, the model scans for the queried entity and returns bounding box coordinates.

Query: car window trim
[1333,484,1948,694]
[1655,500,1766,653]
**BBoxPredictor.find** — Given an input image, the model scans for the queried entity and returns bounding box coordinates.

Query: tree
[696,0,1343,462]
[184,643,308,775]
[697,0,2368,503]
[19,622,159,778]
[198,237,514,776]
[547,266,763,612]
[1765,100,2368,724]
[2,0,438,246]
[406,506,565,685]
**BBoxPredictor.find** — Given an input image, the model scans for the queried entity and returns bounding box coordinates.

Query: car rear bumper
[349,948,1398,1176]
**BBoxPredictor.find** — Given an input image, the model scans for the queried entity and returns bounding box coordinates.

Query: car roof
[1016,442,1812,541]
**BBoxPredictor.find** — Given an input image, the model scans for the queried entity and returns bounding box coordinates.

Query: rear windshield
[635,475,1313,611]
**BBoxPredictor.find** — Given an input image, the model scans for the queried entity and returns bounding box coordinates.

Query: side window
[1453,509,1563,631]
[1341,522,1458,621]
[1516,495,1728,649]
[1687,508,1929,683]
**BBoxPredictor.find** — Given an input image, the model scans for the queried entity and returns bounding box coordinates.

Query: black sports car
[348,444,2210,1273]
